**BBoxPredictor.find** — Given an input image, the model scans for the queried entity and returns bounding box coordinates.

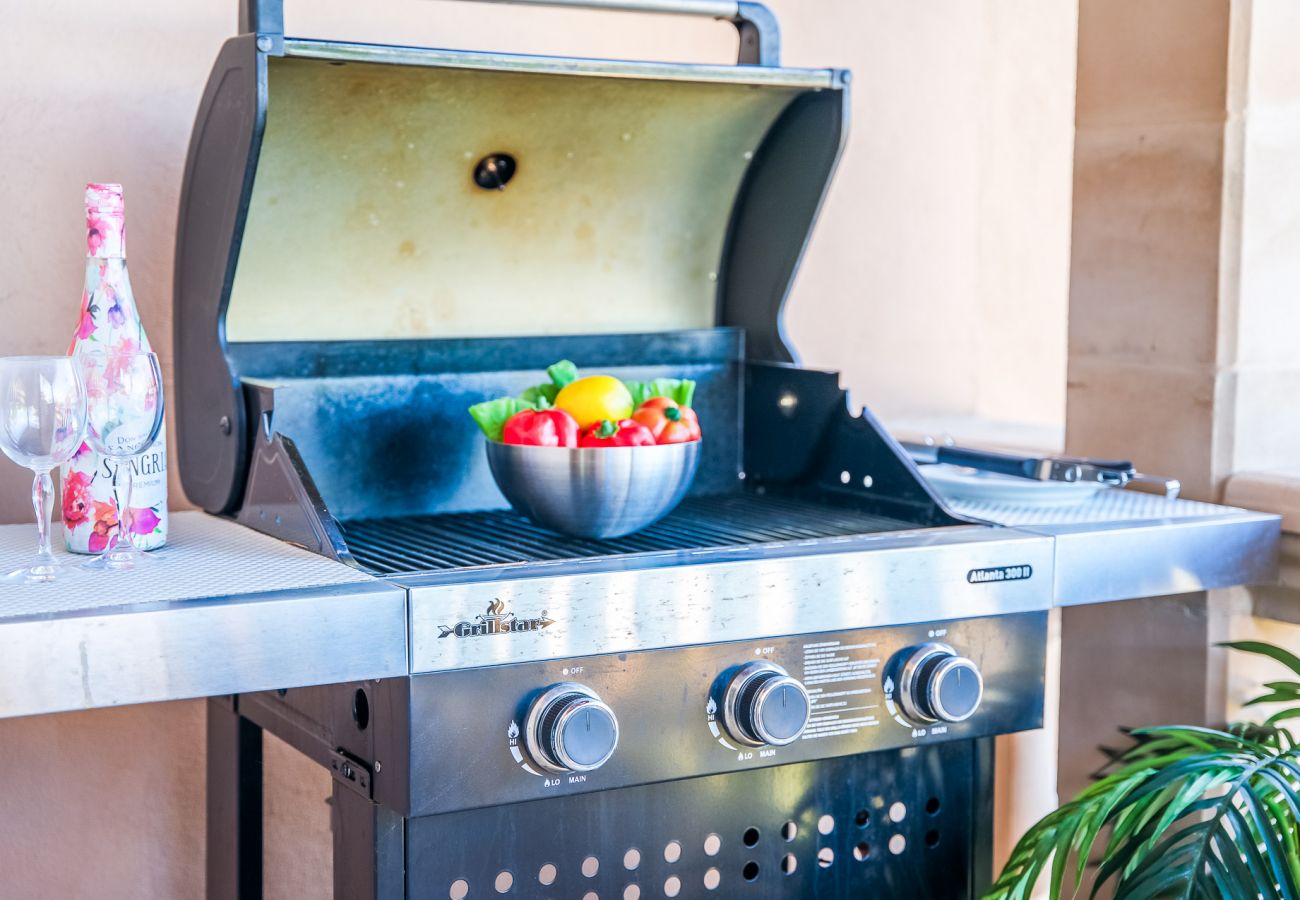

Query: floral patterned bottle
[61,183,168,553]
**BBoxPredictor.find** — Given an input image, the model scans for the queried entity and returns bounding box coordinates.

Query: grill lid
[175,0,850,514]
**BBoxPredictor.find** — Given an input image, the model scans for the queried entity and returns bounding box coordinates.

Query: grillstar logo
[437,599,555,639]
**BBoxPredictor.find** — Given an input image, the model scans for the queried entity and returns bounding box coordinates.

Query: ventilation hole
[742,827,760,848]
[449,880,469,900]
[583,893,599,900]
[854,809,870,828]
[538,864,557,885]
[853,842,871,861]
[703,867,721,890]
[817,814,835,835]
[663,875,681,897]
[817,848,834,868]
[889,834,907,855]
[839,470,851,484]
[781,821,798,842]
[704,834,722,856]
[781,853,797,875]
[494,871,513,893]
[888,802,907,823]
[624,848,641,870]
[583,856,600,878]
[925,830,941,848]
[352,688,370,731]
[863,475,874,488]
[664,840,682,864]
[742,861,760,882]
[624,885,641,900]
[926,797,941,815]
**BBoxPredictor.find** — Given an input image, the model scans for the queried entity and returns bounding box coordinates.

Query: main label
[438,599,556,639]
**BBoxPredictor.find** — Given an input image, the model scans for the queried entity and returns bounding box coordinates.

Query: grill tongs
[903,441,1181,499]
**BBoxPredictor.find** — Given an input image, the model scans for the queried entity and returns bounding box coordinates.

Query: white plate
[919,463,1108,508]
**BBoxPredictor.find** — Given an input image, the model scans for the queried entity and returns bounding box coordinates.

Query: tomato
[633,397,700,444]
[554,376,634,429]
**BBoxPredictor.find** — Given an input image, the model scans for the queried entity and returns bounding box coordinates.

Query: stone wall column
[1057,0,1300,800]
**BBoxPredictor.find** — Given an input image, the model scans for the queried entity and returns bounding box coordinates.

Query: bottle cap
[85,183,124,214]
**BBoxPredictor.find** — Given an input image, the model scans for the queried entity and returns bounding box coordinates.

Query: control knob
[897,643,984,724]
[720,662,812,747]
[523,683,619,774]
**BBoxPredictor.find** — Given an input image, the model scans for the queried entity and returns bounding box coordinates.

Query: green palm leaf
[985,643,1300,900]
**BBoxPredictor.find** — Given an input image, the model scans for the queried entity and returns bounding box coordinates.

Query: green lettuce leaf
[546,360,579,388]
[625,378,697,409]
[519,383,558,409]
[468,397,533,442]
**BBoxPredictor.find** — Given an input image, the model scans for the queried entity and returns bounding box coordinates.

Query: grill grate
[341,493,911,575]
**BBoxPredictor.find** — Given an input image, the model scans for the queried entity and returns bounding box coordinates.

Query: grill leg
[332,783,405,900]
[207,697,264,900]
[971,735,997,896]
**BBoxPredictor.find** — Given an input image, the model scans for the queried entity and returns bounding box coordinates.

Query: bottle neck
[87,210,125,259]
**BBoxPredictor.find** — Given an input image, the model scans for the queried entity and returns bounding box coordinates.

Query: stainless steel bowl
[485,440,701,539]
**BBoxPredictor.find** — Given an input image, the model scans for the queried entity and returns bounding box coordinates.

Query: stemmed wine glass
[79,350,164,571]
[0,356,88,583]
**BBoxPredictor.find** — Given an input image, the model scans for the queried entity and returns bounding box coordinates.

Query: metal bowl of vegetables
[471,361,702,539]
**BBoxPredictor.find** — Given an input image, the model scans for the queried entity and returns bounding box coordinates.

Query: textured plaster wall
[0,2,1077,897]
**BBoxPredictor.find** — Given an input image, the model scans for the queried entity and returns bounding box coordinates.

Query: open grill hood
[173,0,971,565]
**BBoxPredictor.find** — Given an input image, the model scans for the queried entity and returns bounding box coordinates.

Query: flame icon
[486,599,506,617]
[705,697,717,716]
[507,720,520,741]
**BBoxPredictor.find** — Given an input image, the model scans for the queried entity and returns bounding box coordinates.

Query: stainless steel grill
[341,492,911,574]
[176,2,1275,898]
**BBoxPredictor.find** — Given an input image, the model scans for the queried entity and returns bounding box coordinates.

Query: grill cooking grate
[341,493,911,575]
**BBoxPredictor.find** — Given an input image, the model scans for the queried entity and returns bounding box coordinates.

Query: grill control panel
[396,612,1046,817]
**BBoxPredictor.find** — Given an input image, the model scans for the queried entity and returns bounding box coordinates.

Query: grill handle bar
[238,0,779,66]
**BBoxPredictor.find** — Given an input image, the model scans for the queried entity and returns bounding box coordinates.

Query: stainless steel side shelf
[953,491,1280,606]
[0,512,406,720]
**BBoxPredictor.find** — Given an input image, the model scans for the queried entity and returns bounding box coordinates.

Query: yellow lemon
[555,376,634,429]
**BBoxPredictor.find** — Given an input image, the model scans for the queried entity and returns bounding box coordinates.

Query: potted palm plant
[986,641,1300,899]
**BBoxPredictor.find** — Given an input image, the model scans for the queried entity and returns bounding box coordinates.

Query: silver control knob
[897,643,984,724]
[721,662,812,747]
[523,683,620,774]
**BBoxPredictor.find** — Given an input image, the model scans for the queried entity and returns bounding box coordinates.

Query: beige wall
[0,2,1077,897]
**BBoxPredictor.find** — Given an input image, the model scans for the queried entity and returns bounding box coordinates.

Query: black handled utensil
[902,441,1181,499]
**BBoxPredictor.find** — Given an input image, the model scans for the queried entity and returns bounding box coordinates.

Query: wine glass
[79,350,164,571]
[0,356,88,583]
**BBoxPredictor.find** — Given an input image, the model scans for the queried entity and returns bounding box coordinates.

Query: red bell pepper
[579,418,656,448]
[633,397,701,444]
[502,408,580,447]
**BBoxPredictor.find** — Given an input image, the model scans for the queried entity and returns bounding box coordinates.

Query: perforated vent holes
[424,748,961,898]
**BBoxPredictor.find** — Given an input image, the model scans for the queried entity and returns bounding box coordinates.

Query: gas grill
[174,3,1278,898]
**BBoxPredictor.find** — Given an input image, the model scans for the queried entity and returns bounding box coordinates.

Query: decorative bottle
[61,183,168,553]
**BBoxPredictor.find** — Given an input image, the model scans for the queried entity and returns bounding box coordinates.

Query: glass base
[4,558,81,584]
[81,545,157,572]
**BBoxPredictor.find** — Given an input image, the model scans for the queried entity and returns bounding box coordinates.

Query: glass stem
[112,459,136,556]
[32,469,55,567]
